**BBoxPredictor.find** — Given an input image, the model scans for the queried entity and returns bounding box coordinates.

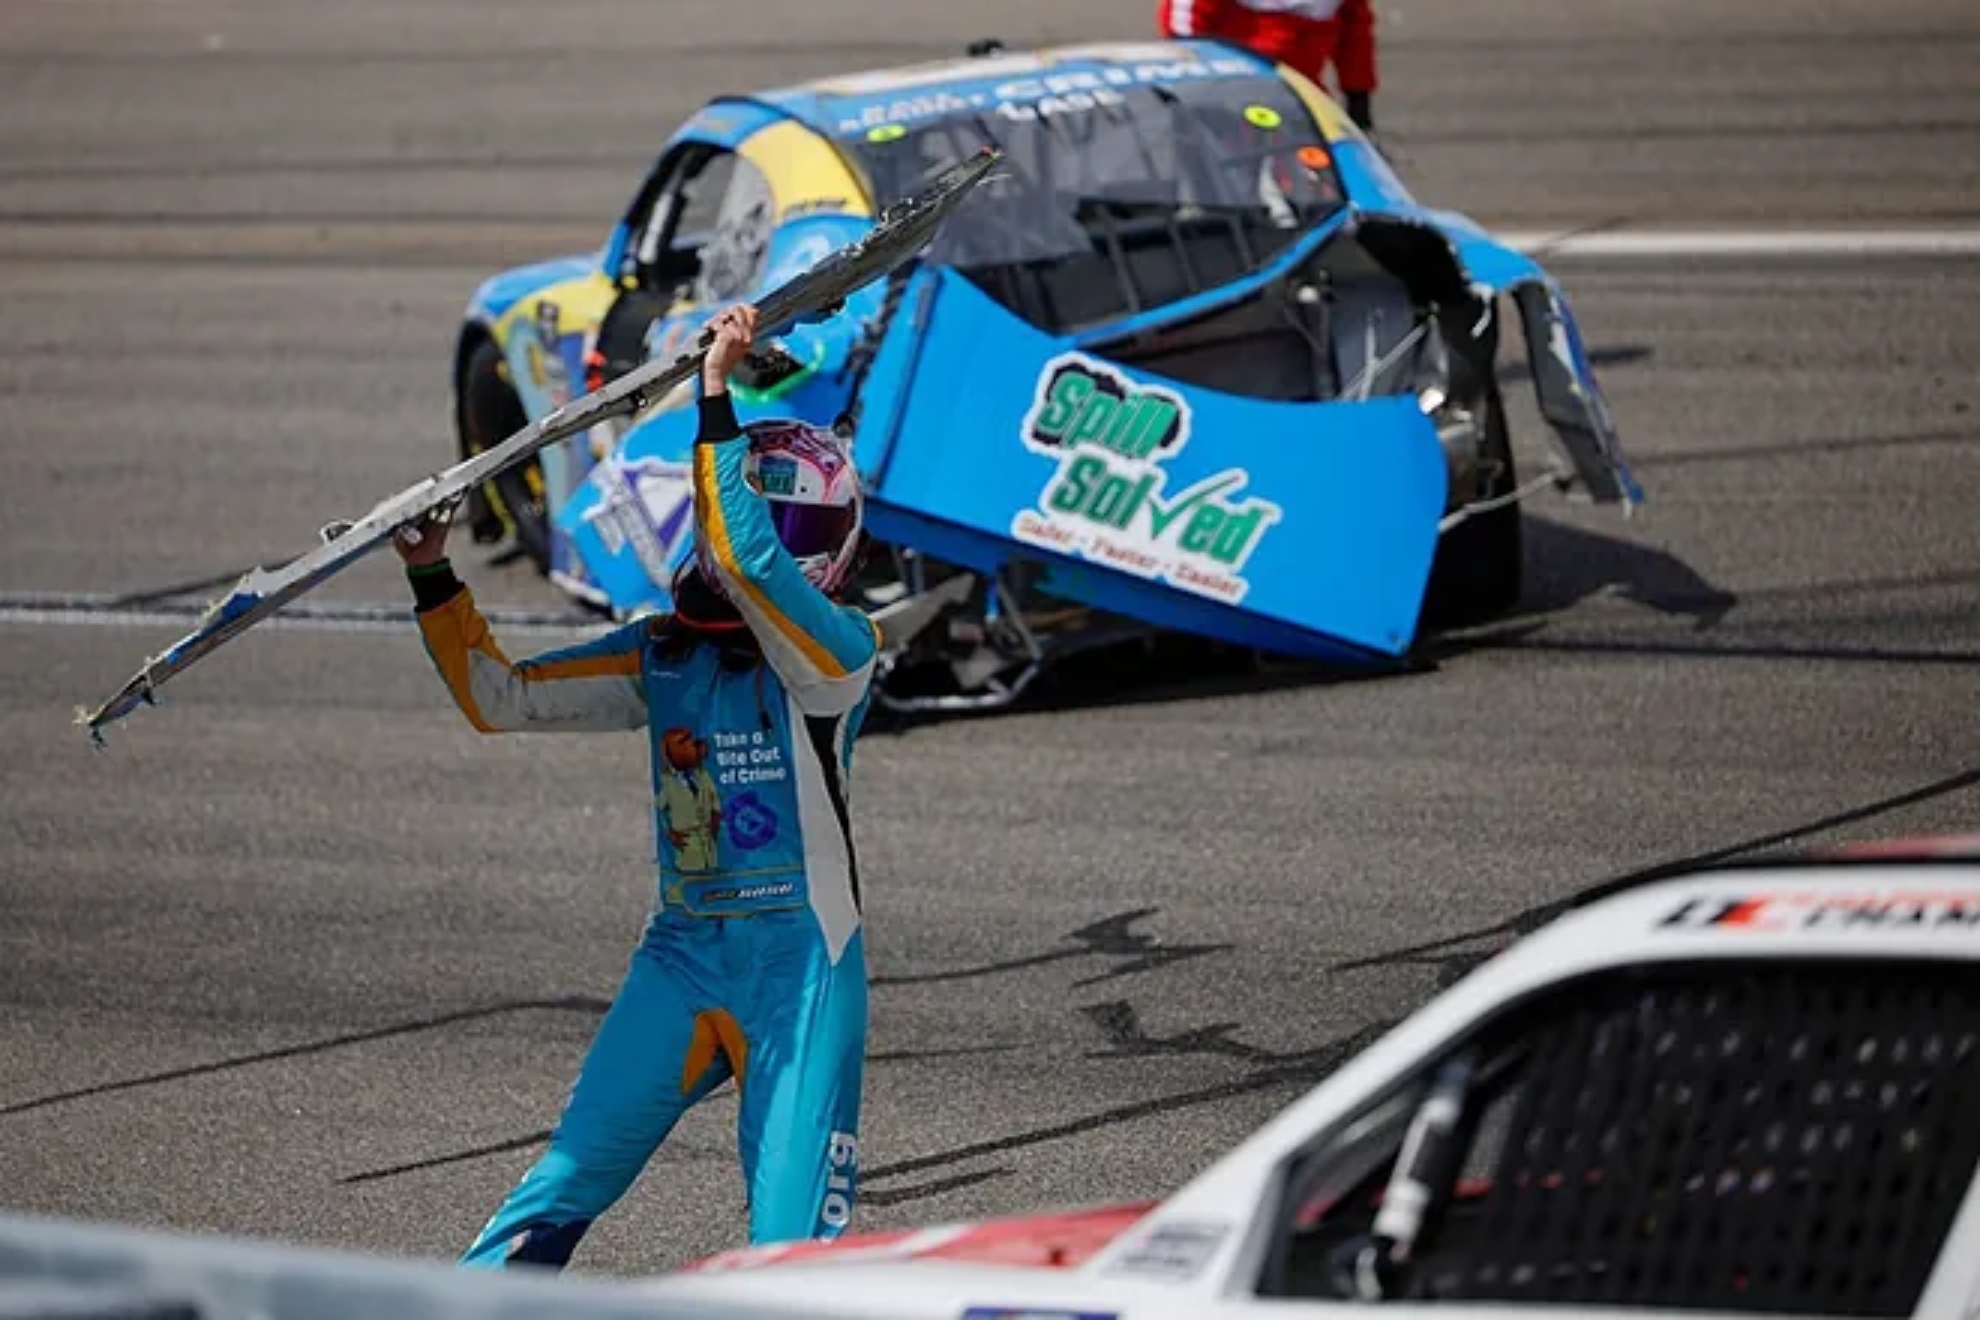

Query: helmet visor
[767,498,857,561]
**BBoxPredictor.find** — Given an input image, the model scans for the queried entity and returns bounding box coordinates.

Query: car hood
[633,1203,1200,1320]
[681,1200,1157,1276]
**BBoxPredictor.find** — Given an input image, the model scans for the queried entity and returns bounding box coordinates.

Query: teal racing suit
[407,389,881,1268]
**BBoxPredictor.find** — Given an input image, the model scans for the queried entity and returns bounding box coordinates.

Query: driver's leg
[459,938,730,1269]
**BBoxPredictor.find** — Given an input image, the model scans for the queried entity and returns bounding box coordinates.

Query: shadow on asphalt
[864,514,1744,734]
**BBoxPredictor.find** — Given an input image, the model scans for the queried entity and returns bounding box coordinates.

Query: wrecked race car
[450,37,1642,714]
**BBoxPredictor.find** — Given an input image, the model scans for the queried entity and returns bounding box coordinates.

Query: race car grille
[1421,960,1980,1315]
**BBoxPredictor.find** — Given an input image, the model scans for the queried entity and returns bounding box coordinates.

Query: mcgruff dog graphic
[658,727,723,873]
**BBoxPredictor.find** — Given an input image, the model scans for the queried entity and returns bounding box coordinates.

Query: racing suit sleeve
[407,564,650,734]
[690,390,880,717]
[1335,0,1379,97]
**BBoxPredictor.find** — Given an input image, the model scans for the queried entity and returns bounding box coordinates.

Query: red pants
[1157,0,1378,94]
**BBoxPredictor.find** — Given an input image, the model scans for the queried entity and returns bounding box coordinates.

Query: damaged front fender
[1350,204,1644,510]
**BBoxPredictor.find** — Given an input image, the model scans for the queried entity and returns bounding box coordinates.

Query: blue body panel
[847,271,1448,660]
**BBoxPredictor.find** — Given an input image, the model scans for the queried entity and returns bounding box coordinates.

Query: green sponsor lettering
[1025,355,1278,583]
[1087,470,1153,528]
[1175,495,1273,566]
[1030,366,1182,461]
[1147,472,1241,542]
[1178,501,1225,555]
[1119,394,1181,461]
[1209,503,1273,565]
[1064,390,1119,451]
[1033,370,1092,441]
[1048,453,1106,513]
[1046,456,1154,529]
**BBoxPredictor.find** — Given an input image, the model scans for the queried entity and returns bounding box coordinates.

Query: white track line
[3,227,1970,640]
[1503,228,1980,259]
[0,594,608,639]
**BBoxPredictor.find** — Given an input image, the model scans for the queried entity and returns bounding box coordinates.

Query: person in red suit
[1158,0,1379,133]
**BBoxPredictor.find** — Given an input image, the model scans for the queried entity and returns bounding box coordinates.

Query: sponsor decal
[756,456,799,497]
[834,57,1255,135]
[528,299,571,405]
[1102,1219,1228,1281]
[658,727,787,877]
[1657,890,1980,933]
[820,1130,859,1232]
[725,789,781,850]
[996,87,1126,123]
[658,727,724,874]
[697,881,800,905]
[711,728,789,788]
[579,457,694,590]
[1012,352,1280,605]
[743,419,849,498]
[990,60,1254,104]
[781,196,852,220]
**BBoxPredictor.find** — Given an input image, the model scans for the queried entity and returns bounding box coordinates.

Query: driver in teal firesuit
[393,303,880,1269]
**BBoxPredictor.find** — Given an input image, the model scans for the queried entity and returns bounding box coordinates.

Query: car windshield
[839,74,1348,330]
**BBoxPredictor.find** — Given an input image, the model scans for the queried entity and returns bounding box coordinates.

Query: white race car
[3,835,1977,1320]
[643,834,1980,1320]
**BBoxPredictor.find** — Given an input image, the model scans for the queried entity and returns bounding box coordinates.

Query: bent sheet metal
[76,146,1004,744]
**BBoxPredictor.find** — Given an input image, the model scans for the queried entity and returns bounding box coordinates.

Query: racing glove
[1346,91,1374,133]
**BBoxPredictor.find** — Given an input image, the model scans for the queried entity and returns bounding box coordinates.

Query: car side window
[621,145,742,291]
[621,151,693,286]
[666,151,730,239]
[690,152,776,306]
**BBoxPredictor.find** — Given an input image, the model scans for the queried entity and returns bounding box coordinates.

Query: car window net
[1282,959,1980,1316]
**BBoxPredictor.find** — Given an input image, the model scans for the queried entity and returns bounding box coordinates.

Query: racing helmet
[689,417,865,600]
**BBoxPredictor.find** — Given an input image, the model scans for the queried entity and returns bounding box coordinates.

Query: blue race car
[449,37,1642,713]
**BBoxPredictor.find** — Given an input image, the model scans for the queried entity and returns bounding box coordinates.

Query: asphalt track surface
[2,0,1977,1284]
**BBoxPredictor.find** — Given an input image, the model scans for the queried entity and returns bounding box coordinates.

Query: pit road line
[1503,227,1980,258]
[0,594,605,640]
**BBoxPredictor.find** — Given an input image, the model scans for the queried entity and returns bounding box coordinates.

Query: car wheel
[1422,380,1523,630]
[458,336,550,574]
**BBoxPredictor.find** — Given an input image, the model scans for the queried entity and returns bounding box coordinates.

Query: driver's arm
[410,569,650,734]
[689,388,879,717]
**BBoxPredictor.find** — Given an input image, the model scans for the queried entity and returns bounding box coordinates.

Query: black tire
[1421,381,1524,630]
[457,336,550,574]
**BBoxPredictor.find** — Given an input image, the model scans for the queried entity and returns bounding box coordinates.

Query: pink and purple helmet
[691,418,865,599]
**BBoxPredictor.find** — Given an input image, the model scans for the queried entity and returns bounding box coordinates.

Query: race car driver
[1158,0,1379,133]
[393,302,881,1269]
